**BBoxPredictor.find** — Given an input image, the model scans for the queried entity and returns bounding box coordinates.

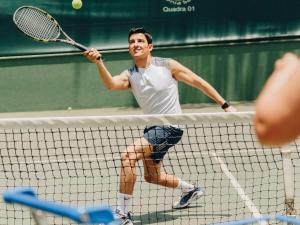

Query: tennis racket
[13,6,90,51]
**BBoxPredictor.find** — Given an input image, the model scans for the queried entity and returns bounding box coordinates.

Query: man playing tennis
[255,53,300,146]
[84,28,236,225]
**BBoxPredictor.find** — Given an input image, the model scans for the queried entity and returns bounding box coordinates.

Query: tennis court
[1,1,300,224]
[0,106,299,225]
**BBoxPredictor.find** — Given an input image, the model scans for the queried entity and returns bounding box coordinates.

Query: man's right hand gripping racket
[13,5,100,58]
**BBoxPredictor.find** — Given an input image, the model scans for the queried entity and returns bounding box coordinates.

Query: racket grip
[75,43,101,60]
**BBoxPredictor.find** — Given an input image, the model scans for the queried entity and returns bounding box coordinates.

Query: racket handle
[74,42,89,51]
[74,42,102,60]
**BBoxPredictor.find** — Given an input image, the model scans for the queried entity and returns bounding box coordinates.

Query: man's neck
[134,55,152,69]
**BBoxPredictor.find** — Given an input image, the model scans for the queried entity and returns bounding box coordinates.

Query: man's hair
[128,27,153,44]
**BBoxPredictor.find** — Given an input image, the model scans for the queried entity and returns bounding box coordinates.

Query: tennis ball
[72,0,82,10]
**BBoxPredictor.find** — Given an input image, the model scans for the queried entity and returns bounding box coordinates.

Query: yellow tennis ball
[72,0,82,9]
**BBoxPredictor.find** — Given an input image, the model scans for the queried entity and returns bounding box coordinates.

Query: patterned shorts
[143,125,184,164]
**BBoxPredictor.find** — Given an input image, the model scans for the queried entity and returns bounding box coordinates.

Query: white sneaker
[173,186,204,209]
[114,209,134,225]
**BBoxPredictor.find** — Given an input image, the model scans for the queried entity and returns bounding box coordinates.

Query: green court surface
[0,103,299,225]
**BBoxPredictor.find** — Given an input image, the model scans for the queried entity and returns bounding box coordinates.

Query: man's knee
[121,152,138,167]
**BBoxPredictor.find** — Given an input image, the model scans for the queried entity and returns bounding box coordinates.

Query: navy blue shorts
[143,125,184,164]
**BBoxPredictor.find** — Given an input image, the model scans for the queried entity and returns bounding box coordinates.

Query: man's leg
[142,156,203,209]
[143,156,179,188]
[116,137,152,219]
[119,137,152,195]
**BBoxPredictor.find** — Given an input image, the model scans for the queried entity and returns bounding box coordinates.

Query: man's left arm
[169,59,237,112]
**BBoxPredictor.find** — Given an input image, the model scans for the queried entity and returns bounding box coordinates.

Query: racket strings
[14,7,60,41]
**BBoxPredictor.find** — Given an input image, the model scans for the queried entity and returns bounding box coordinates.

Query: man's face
[128,33,153,59]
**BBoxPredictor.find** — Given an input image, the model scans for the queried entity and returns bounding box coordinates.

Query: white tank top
[127,57,182,115]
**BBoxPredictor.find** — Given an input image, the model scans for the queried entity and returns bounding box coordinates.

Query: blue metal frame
[213,215,300,225]
[3,187,117,225]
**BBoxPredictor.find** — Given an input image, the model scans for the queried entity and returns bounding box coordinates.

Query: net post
[281,144,297,224]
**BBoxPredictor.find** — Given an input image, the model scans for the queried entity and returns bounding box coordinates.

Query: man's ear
[149,44,154,51]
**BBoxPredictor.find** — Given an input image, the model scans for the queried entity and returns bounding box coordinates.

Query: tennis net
[0,112,299,225]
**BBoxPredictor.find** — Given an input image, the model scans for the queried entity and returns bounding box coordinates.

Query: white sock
[177,179,194,192]
[116,193,132,214]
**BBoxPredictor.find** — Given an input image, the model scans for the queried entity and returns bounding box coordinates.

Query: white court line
[211,152,268,225]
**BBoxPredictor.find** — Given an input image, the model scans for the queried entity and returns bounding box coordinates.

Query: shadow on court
[133,206,232,225]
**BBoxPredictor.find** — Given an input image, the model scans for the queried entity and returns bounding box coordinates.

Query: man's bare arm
[84,49,130,90]
[169,59,237,112]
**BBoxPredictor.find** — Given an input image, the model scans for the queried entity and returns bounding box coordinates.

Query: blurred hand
[254,52,300,146]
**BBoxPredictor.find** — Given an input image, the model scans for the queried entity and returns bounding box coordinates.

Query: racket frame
[13,6,89,51]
